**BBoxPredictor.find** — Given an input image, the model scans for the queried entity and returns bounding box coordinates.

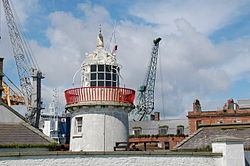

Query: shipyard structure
[64,31,135,151]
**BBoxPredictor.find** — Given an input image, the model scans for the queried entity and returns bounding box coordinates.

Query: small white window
[75,117,83,134]
[159,125,169,135]
[159,128,168,135]
[216,120,223,124]
[132,127,142,135]
[133,129,141,135]
[233,119,241,123]
[177,125,184,135]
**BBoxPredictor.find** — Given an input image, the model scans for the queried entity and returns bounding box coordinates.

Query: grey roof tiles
[176,124,250,149]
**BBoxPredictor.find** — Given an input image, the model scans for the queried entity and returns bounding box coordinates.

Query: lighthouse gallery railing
[65,87,135,105]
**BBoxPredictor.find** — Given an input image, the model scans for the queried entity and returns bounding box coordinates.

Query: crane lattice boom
[129,37,161,121]
[1,0,43,128]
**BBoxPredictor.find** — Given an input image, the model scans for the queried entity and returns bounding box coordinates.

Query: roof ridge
[173,127,203,149]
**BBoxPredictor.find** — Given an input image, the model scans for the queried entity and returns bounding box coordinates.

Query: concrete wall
[212,137,245,166]
[0,137,246,166]
[0,104,24,123]
[70,105,130,151]
[0,152,222,166]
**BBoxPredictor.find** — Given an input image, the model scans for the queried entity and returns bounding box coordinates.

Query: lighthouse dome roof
[83,32,118,66]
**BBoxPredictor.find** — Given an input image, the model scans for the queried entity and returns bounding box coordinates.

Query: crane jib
[2,0,44,128]
[128,37,161,121]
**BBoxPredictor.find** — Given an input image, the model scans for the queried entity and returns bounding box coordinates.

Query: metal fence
[65,87,135,105]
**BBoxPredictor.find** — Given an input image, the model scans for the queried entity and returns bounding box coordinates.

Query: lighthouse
[64,30,135,151]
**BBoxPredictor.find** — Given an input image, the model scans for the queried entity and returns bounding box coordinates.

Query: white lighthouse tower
[65,30,135,151]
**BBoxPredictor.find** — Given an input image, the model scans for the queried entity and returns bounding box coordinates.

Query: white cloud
[10,0,40,24]
[129,0,249,34]
[220,37,250,81]
[152,19,231,116]
[2,1,250,119]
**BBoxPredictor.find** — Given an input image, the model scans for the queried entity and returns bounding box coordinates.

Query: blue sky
[1,0,250,118]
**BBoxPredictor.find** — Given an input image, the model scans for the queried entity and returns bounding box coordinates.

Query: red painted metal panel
[64,87,135,105]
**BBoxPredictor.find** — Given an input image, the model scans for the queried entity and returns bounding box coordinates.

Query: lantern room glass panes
[89,65,119,87]
[91,73,96,80]
[90,81,96,86]
[98,73,104,79]
[98,65,104,71]
[106,73,111,80]
[91,65,96,72]
[98,81,104,86]
[106,81,111,87]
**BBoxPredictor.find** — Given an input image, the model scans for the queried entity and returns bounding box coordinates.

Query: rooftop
[175,123,250,150]
[129,119,189,135]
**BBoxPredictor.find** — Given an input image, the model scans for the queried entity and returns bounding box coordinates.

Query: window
[132,127,142,135]
[233,119,241,123]
[177,125,184,135]
[164,142,170,150]
[159,128,168,135]
[112,66,117,73]
[106,73,111,80]
[105,65,111,72]
[98,65,104,71]
[89,64,120,87]
[159,125,168,135]
[90,81,96,86]
[216,120,223,124]
[98,73,104,79]
[196,120,202,130]
[75,117,83,134]
[113,74,117,81]
[91,73,96,80]
[91,65,96,72]
[133,129,142,135]
[106,81,111,87]
[98,81,104,86]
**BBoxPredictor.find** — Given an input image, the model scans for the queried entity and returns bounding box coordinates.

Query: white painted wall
[0,154,222,166]
[70,105,130,151]
[212,141,245,166]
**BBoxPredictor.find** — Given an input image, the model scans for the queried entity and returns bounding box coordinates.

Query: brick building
[128,112,189,150]
[188,99,250,135]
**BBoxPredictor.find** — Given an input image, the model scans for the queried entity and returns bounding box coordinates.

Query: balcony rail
[65,87,135,105]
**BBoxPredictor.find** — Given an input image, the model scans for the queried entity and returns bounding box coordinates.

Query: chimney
[0,58,4,101]
[193,99,201,112]
[223,99,234,110]
[154,112,160,121]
